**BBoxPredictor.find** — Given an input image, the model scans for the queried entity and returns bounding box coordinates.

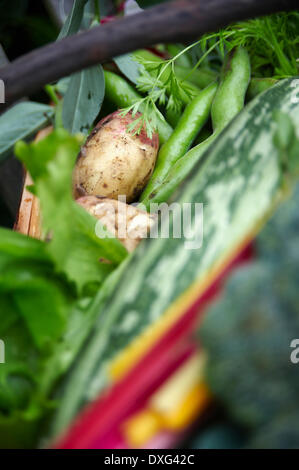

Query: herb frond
[121,36,223,137]
[121,12,299,138]
[222,12,299,77]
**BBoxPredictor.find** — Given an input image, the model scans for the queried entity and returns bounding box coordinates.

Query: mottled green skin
[50,78,299,435]
[199,183,299,449]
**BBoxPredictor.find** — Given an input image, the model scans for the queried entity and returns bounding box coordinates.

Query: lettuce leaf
[0,129,128,447]
[15,129,128,293]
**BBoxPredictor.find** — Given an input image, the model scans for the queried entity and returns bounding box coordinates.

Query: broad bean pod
[141,81,218,200]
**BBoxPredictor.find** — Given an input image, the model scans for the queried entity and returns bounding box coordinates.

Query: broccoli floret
[248,412,299,449]
[257,184,299,266]
[199,183,299,448]
[190,423,245,449]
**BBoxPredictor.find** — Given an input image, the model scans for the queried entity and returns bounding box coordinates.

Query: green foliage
[225,13,299,77]
[0,228,73,444]
[197,12,299,78]
[114,53,141,85]
[15,129,127,294]
[125,12,299,137]
[57,0,88,40]
[0,226,114,447]
[57,3,106,135]
[62,65,105,134]
[1,262,70,353]
[0,102,54,162]
[121,40,211,137]
[0,127,129,447]
[199,182,299,448]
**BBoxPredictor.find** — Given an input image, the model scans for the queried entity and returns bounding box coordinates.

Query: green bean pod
[142,47,251,209]
[141,81,218,200]
[141,137,213,210]
[211,47,251,132]
[104,70,173,144]
[247,77,278,100]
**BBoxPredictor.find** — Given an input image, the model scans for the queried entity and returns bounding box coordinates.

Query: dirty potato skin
[73,111,159,203]
[77,195,157,252]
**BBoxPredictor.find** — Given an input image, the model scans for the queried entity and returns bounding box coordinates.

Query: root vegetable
[77,196,157,252]
[73,111,159,203]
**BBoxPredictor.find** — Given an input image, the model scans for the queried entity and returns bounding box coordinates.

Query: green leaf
[0,228,72,356]
[55,77,70,96]
[114,53,142,84]
[0,308,39,414]
[0,262,69,353]
[0,102,53,162]
[57,0,88,40]
[15,129,127,293]
[0,228,49,264]
[62,65,105,134]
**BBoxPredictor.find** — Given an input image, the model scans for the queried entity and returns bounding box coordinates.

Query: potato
[77,196,157,252]
[73,111,159,203]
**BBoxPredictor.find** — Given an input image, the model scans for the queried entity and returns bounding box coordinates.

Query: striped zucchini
[50,78,299,436]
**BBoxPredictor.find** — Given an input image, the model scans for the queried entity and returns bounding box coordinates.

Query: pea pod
[211,47,251,131]
[104,70,172,144]
[141,81,218,200]
[247,77,278,100]
[142,47,251,209]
